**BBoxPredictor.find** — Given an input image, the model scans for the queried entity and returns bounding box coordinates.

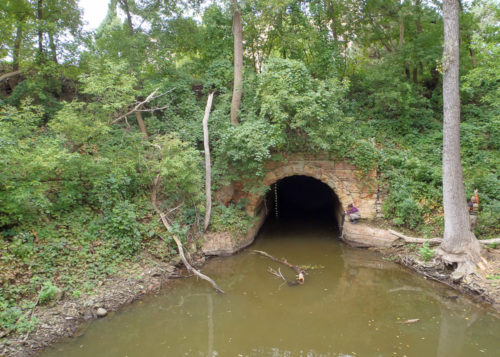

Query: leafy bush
[210,203,255,235]
[103,201,142,256]
[37,281,59,305]
[418,242,435,262]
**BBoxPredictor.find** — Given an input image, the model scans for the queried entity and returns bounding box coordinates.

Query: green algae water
[39,219,500,357]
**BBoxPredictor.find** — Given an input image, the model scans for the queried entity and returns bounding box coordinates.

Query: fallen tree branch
[389,229,500,246]
[253,250,305,284]
[0,70,22,83]
[152,175,225,294]
[389,229,442,246]
[267,267,286,281]
[111,87,175,125]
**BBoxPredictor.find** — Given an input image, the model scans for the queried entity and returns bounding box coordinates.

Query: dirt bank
[0,254,201,357]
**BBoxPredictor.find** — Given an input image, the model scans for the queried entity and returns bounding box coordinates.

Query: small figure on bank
[468,189,479,231]
[346,204,361,224]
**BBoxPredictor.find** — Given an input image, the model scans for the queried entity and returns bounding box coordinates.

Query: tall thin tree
[230,0,243,125]
[437,0,481,279]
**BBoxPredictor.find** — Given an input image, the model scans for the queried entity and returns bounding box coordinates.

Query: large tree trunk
[230,0,243,126]
[437,0,481,279]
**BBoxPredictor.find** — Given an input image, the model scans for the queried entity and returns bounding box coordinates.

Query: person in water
[346,204,361,224]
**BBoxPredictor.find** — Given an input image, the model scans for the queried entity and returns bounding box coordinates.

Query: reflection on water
[39,219,500,357]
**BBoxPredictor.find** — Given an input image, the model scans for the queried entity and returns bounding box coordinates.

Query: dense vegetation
[1,0,498,334]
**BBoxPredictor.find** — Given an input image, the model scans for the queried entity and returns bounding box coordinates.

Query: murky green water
[40,219,499,357]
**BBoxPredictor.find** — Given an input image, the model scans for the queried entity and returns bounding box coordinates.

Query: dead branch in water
[152,175,225,294]
[253,250,305,284]
[268,267,286,281]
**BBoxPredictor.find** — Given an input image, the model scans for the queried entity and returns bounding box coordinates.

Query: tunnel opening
[263,175,343,229]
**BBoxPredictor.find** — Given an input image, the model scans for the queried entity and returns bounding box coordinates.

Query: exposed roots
[435,248,483,282]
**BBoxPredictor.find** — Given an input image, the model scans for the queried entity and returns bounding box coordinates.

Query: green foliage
[37,281,59,305]
[210,203,255,235]
[152,134,203,199]
[486,242,498,249]
[103,201,142,256]
[216,119,277,178]
[257,58,347,151]
[0,0,499,330]
[418,242,435,262]
[0,294,38,334]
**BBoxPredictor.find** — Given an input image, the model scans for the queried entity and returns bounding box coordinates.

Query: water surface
[40,219,500,356]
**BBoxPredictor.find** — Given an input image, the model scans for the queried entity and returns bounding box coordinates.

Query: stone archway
[233,153,378,220]
[203,153,379,256]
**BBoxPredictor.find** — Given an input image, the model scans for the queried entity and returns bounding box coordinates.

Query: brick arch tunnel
[265,175,343,227]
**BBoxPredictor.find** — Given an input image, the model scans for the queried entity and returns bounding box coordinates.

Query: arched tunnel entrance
[264,175,343,229]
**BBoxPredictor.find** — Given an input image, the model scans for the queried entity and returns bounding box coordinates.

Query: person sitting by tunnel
[468,189,479,231]
[346,204,361,224]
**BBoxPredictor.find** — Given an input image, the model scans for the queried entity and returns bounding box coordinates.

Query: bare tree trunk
[13,23,23,71]
[134,111,148,138]
[48,32,58,64]
[203,92,214,231]
[118,0,134,35]
[37,0,44,59]
[399,16,404,47]
[415,0,423,84]
[230,0,243,126]
[438,0,481,279]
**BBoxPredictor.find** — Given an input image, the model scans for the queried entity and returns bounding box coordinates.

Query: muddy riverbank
[0,256,192,357]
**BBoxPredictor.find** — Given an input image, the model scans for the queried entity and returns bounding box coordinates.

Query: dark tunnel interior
[264,175,343,228]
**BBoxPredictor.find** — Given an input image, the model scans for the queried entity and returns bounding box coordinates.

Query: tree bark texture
[230,0,243,125]
[203,92,214,231]
[37,0,44,58]
[48,32,58,63]
[134,111,148,138]
[118,0,134,35]
[439,0,481,270]
[13,23,23,71]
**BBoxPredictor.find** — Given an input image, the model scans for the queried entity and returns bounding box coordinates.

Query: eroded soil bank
[0,255,199,357]
[1,222,499,357]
